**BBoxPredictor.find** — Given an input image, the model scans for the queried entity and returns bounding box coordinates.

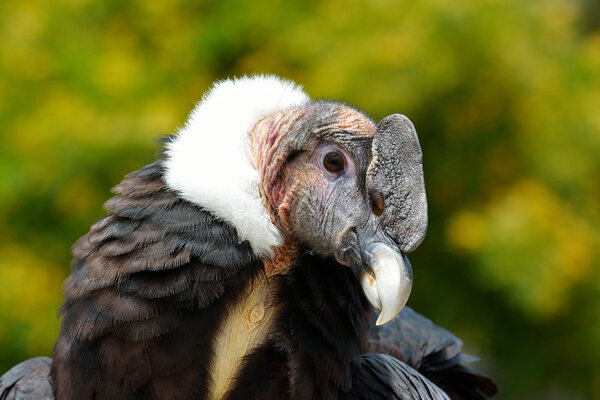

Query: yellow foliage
[448,180,596,318]
[0,244,64,355]
[447,211,485,252]
[94,49,141,94]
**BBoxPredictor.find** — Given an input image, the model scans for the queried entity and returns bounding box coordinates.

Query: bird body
[0,75,497,400]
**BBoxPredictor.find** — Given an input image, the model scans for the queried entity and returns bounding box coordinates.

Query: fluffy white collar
[163,75,310,257]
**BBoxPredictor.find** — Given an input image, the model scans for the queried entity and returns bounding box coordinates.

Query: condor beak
[360,242,413,325]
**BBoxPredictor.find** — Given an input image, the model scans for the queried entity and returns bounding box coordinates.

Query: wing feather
[368,307,498,399]
[0,357,53,400]
[50,161,262,400]
[343,353,450,400]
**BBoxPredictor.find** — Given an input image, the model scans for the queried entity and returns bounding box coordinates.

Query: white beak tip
[359,243,413,326]
[374,300,407,325]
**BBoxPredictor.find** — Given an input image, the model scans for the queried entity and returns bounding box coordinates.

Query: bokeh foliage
[1,0,598,398]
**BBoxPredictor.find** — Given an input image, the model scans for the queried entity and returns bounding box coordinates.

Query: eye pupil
[324,152,345,173]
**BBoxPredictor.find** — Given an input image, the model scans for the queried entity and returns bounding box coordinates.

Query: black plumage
[0,77,497,400]
[51,162,262,400]
[1,162,496,400]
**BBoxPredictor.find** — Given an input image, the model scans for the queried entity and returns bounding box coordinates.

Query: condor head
[252,102,427,325]
[165,76,428,326]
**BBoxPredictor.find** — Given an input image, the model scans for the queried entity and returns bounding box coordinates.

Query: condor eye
[323,151,346,174]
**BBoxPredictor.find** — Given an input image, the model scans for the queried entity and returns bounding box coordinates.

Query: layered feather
[51,162,263,400]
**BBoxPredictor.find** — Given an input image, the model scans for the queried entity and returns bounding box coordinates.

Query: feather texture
[368,308,498,400]
[0,358,53,400]
[0,162,497,400]
[342,353,451,400]
[1,76,498,400]
[163,75,310,257]
[51,161,263,400]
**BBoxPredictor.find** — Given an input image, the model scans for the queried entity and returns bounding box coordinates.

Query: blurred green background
[1,0,599,398]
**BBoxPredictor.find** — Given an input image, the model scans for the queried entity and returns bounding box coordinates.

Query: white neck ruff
[163,75,310,257]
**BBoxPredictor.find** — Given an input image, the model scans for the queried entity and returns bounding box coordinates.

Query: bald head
[251,102,376,227]
[166,76,427,324]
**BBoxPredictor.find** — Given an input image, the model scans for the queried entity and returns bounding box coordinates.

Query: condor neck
[262,239,301,277]
[224,254,373,400]
[281,254,373,398]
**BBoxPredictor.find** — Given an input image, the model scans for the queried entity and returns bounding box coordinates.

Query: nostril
[370,190,385,216]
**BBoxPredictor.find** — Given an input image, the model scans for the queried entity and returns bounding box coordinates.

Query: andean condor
[0,75,498,400]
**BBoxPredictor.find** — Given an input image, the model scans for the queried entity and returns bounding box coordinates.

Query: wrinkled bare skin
[367,115,428,253]
[251,101,426,279]
[251,103,376,273]
[250,101,427,327]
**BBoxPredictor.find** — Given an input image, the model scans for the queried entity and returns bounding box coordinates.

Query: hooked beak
[359,242,413,325]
